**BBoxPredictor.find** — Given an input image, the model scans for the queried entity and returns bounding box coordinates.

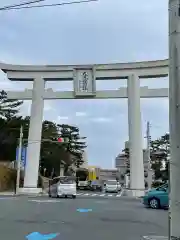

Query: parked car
[143,183,168,209]
[49,176,76,199]
[104,180,119,193]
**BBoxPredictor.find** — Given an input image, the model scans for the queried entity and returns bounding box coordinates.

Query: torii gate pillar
[23,78,45,192]
[127,74,145,197]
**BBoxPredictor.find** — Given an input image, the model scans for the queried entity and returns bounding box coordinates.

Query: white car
[49,176,76,199]
[104,180,119,193]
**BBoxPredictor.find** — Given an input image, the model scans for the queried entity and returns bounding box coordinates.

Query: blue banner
[16,147,27,167]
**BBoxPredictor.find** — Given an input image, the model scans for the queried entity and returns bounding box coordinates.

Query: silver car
[49,176,76,199]
[104,180,119,193]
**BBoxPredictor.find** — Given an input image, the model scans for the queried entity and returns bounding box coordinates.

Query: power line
[0,0,46,10]
[0,0,98,11]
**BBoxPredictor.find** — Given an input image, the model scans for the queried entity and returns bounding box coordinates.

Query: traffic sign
[16,147,27,168]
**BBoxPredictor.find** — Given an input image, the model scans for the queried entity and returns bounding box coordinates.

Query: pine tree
[0,90,23,119]
[58,124,87,168]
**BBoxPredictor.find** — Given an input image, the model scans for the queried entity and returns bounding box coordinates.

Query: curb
[0,192,48,197]
[0,193,16,196]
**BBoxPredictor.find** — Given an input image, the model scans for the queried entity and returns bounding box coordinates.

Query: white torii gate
[0,59,168,197]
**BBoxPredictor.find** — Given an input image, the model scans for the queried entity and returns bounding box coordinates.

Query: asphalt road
[0,196,168,240]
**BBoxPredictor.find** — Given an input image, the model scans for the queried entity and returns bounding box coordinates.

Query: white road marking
[95,200,108,204]
[76,191,125,198]
[119,189,124,197]
[0,197,16,200]
[142,236,168,240]
[29,199,60,203]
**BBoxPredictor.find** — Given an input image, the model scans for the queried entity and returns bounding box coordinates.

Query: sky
[0,0,169,168]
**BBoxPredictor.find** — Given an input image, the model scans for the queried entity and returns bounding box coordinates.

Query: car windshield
[106,181,117,185]
[157,183,168,190]
[60,179,74,184]
[58,177,75,184]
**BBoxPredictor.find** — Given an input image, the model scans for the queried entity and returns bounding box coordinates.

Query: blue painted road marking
[26,232,59,240]
[76,208,92,213]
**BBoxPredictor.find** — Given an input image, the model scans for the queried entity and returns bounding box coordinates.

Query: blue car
[143,183,168,209]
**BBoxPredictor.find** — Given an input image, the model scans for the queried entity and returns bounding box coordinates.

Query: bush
[0,165,26,191]
[0,165,43,191]
[0,166,16,191]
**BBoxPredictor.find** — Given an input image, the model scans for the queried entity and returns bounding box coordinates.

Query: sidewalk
[0,190,48,197]
[0,192,16,196]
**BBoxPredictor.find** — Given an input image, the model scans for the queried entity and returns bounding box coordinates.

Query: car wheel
[149,198,160,209]
[72,195,76,199]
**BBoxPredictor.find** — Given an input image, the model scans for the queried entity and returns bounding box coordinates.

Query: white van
[49,176,76,199]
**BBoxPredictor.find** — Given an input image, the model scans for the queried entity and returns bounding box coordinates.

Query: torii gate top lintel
[0,58,168,73]
[0,59,169,100]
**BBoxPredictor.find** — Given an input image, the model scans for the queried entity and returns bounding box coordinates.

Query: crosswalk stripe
[76,191,124,198]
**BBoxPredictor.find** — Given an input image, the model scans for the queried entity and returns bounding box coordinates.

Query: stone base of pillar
[17,187,43,195]
[124,189,145,197]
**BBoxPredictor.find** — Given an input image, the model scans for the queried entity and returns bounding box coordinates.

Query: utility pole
[169,0,180,239]
[146,121,151,165]
[16,125,23,194]
[146,121,152,190]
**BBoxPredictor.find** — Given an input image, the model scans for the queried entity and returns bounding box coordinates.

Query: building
[99,168,119,182]
[115,153,127,183]
[116,150,150,170]
[86,166,119,182]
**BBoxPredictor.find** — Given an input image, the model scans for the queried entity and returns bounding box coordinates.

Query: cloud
[57,116,69,121]
[90,117,113,123]
[44,101,55,112]
[75,112,87,117]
